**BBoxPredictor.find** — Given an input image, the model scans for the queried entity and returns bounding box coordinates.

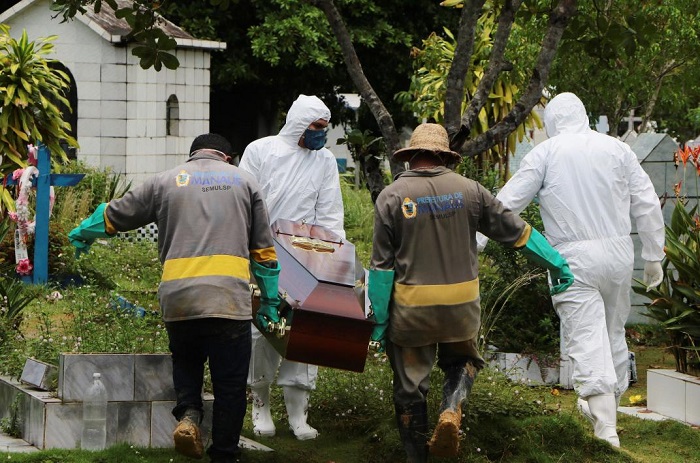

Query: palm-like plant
[0,25,78,212]
[633,200,700,375]
[395,13,543,178]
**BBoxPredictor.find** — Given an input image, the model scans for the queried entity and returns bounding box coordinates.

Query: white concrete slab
[239,436,273,452]
[0,432,39,453]
[618,406,669,422]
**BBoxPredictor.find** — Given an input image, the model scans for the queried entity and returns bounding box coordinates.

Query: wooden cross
[3,144,84,284]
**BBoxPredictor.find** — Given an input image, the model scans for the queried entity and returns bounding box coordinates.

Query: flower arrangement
[6,144,54,277]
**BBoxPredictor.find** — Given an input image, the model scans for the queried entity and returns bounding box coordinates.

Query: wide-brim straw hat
[392,123,462,163]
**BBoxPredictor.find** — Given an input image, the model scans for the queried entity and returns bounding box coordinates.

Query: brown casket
[252,219,373,373]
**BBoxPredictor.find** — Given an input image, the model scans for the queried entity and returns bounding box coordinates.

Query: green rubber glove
[518,228,574,295]
[251,260,281,332]
[368,268,395,352]
[68,203,112,258]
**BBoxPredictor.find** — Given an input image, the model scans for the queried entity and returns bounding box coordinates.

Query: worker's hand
[68,203,113,258]
[643,260,664,291]
[256,301,281,332]
[68,228,94,259]
[550,262,574,295]
[370,321,387,353]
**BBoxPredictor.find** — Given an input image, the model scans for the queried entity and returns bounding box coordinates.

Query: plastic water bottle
[81,372,107,451]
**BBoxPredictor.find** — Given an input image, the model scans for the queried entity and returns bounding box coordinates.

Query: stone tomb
[0,353,214,450]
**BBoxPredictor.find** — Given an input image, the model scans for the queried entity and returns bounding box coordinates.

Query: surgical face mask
[302,128,327,150]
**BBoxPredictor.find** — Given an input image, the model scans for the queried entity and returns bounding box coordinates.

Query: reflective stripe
[104,204,117,235]
[162,255,250,282]
[394,279,479,307]
[514,223,532,248]
[250,246,277,263]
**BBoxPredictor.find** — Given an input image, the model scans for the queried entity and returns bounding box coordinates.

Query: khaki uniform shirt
[105,151,277,322]
[371,166,528,347]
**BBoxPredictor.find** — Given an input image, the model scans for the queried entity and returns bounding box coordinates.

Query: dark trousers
[166,318,251,461]
[387,338,484,407]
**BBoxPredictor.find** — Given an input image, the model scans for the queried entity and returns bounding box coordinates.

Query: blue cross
[3,144,84,284]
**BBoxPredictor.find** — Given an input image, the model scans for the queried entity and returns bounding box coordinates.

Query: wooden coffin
[252,219,373,372]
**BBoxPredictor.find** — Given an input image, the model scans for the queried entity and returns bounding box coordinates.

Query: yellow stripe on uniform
[162,255,250,282]
[514,223,532,248]
[103,203,118,235]
[394,279,479,307]
[250,246,277,263]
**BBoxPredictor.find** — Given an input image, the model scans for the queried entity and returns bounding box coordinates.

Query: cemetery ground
[1,185,699,462]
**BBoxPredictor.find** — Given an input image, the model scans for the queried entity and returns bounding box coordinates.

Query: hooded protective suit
[478,92,664,399]
[239,94,345,440]
[239,95,345,237]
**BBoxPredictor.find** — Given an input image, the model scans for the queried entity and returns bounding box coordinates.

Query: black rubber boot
[395,402,428,463]
[429,361,478,457]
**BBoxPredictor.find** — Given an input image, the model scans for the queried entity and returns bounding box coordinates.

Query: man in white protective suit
[239,94,345,440]
[477,92,665,447]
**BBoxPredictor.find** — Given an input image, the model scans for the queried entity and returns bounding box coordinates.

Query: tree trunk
[455,0,577,157]
[311,0,404,186]
[443,0,487,136]
[361,155,386,204]
[640,59,682,134]
[313,0,576,196]
[447,0,521,149]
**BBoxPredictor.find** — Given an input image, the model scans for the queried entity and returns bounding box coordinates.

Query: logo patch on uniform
[402,197,417,219]
[175,170,190,187]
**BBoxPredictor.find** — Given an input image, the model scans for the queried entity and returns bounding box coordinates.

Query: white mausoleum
[0,0,226,185]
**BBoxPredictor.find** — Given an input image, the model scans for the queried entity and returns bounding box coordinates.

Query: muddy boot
[283,385,318,440]
[251,383,276,437]
[395,402,428,463]
[577,397,595,425]
[429,361,478,457]
[173,408,204,459]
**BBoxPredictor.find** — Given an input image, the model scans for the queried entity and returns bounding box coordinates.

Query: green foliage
[0,215,40,348]
[337,128,387,202]
[0,25,78,212]
[633,198,700,375]
[0,276,38,333]
[626,323,669,348]
[341,181,374,267]
[478,198,558,357]
[0,238,165,378]
[0,394,23,438]
[395,15,543,172]
[55,160,132,227]
[337,129,384,169]
[0,162,132,284]
[550,0,700,140]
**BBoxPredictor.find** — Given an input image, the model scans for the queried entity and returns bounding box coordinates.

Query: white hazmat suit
[477,92,665,447]
[239,94,345,440]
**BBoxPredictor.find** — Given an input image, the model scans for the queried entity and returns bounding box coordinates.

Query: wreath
[7,145,55,276]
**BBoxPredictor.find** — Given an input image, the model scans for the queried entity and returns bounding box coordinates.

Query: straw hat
[393,123,461,163]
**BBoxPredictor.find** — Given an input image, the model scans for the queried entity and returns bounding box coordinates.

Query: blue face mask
[302,128,327,150]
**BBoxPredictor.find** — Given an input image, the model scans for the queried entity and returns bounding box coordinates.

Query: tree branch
[450,0,521,151]
[461,0,577,158]
[444,0,486,136]
[310,0,404,178]
[640,58,684,133]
